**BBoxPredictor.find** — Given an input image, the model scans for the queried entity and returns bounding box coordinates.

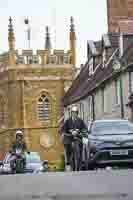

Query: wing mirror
[43,160,48,166]
[42,160,48,171]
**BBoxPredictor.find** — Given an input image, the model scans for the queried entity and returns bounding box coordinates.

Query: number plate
[110,150,128,155]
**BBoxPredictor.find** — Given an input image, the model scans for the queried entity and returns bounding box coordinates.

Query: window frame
[37,94,51,122]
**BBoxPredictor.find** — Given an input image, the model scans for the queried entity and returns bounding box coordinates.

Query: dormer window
[102,34,111,67]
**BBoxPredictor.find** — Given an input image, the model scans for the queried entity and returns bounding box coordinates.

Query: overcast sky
[0,0,107,66]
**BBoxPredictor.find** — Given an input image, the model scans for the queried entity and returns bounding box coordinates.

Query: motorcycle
[64,129,88,171]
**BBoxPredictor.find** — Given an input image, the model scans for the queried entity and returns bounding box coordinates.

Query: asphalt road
[0,169,133,200]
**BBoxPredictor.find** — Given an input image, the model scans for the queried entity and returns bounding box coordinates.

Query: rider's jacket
[11,142,27,154]
[61,117,88,144]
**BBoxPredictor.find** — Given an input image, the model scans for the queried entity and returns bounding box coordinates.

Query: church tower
[0,17,77,170]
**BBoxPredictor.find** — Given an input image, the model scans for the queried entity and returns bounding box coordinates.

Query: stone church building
[0,17,76,169]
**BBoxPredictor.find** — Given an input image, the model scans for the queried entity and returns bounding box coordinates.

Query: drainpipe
[120,73,124,118]
[92,94,95,120]
[119,32,124,119]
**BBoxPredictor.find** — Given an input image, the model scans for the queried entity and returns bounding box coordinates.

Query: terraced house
[0,17,76,169]
[63,32,133,123]
[63,0,133,124]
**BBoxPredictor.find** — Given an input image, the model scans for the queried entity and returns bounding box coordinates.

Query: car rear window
[91,121,133,135]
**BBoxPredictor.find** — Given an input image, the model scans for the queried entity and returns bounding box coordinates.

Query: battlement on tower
[0,49,73,66]
[0,16,76,68]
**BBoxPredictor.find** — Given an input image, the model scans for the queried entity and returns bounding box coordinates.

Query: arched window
[37,94,51,121]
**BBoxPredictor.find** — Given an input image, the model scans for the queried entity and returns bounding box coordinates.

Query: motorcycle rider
[10,129,29,172]
[60,105,88,171]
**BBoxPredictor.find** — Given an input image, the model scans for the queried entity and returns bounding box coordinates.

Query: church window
[37,94,51,121]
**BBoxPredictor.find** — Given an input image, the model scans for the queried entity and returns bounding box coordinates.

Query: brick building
[107,0,133,33]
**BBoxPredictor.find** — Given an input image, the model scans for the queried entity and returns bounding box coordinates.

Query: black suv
[88,119,133,169]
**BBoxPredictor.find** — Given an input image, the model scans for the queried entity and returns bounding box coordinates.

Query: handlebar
[63,129,88,138]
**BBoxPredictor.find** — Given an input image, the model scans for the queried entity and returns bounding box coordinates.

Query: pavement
[0,169,133,200]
